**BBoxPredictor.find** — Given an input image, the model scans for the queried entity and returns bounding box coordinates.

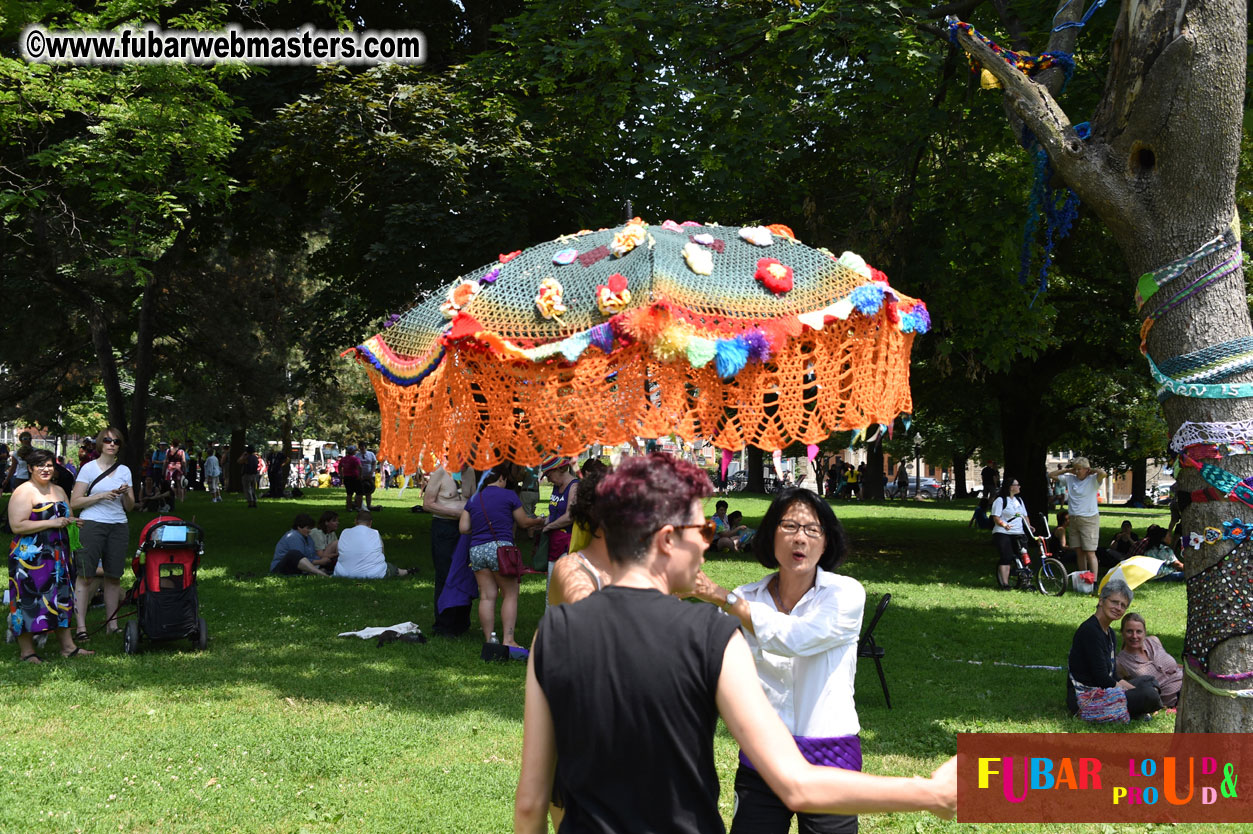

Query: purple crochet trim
[739,735,862,772]
[1185,655,1253,681]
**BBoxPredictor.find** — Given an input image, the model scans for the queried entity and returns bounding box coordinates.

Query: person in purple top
[460,465,544,647]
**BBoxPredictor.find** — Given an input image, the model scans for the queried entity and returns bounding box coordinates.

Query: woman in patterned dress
[7,448,92,663]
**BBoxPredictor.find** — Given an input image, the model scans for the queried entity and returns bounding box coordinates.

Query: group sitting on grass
[710,500,755,552]
[270,511,411,578]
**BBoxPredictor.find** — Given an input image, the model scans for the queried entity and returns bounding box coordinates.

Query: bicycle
[997,518,1068,596]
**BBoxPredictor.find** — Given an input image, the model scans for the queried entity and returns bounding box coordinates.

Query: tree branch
[948,21,1130,216]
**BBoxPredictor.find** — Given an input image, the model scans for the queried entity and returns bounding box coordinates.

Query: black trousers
[430,517,470,635]
[730,764,857,834]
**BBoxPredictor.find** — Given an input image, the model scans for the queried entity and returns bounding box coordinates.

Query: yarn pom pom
[715,337,750,380]
[686,337,717,368]
[850,284,884,316]
[742,329,772,362]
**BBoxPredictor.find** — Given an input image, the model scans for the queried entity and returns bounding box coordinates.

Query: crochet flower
[552,248,578,266]
[440,280,481,319]
[1204,526,1224,545]
[691,233,714,246]
[535,277,567,319]
[499,250,521,264]
[481,267,501,285]
[683,242,713,275]
[1223,518,1249,543]
[610,220,648,257]
[1187,532,1203,551]
[738,226,773,247]
[596,273,632,315]
[754,258,793,294]
[766,223,797,242]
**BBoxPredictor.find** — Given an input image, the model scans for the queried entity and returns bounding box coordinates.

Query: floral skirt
[8,531,76,635]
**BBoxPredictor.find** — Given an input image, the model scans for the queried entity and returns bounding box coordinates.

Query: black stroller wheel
[123,620,141,655]
[194,617,208,651]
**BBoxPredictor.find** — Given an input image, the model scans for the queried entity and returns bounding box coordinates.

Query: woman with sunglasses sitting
[687,487,866,834]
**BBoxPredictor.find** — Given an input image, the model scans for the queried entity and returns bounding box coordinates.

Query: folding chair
[858,592,891,709]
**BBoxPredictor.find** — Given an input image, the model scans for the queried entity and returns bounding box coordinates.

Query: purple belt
[739,735,862,772]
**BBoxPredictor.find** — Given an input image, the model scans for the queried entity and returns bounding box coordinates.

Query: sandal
[62,647,95,658]
[73,631,90,643]
[19,653,42,663]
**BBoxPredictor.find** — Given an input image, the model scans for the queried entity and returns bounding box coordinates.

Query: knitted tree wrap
[348,220,926,470]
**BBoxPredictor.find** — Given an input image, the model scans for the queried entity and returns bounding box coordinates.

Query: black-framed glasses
[645,518,718,544]
[779,520,824,539]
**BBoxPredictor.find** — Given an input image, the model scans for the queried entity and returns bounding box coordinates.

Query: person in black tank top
[515,453,957,833]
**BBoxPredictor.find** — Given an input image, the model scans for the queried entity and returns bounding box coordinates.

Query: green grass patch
[3,488,1223,832]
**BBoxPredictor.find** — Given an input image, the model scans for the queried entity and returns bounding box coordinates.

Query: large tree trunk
[1128,457,1148,506]
[228,427,246,492]
[746,446,765,493]
[88,309,129,439]
[954,0,1250,731]
[953,453,969,498]
[125,275,160,476]
[863,435,886,501]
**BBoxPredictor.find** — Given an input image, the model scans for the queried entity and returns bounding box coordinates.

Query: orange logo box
[957,733,1251,823]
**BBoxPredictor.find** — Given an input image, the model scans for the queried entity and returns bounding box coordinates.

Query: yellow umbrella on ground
[1097,556,1171,594]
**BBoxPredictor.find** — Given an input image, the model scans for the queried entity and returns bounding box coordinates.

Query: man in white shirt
[1048,457,1107,585]
[334,511,411,578]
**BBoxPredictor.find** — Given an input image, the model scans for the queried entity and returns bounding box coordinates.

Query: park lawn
[1,487,1225,834]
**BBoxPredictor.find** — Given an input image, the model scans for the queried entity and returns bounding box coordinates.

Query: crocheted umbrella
[346,218,930,470]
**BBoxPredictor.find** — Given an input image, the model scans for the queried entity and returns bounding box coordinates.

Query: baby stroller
[123,515,208,654]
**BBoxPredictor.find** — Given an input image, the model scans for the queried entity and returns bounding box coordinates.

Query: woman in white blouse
[690,487,865,833]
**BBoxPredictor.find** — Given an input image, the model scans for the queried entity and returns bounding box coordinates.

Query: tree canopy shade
[947,0,1250,731]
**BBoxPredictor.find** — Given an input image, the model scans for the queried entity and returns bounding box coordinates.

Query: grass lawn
[3,486,1220,833]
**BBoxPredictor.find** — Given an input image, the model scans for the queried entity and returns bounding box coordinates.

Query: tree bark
[953,454,969,498]
[87,308,129,439]
[1129,457,1147,506]
[863,436,886,501]
[953,0,1250,731]
[746,446,765,493]
[228,427,245,493]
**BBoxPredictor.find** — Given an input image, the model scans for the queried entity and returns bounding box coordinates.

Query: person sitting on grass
[1139,524,1185,581]
[719,510,756,552]
[968,497,993,531]
[138,474,172,513]
[1116,613,1183,708]
[1109,520,1139,556]
[1066,579,1162,720]
[334,510,411,578]
[310,511,340,572]
[270,513,329,576]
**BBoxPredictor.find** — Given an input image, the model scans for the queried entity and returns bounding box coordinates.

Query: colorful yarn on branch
[346,220,925,470]
[947,20,1076,84]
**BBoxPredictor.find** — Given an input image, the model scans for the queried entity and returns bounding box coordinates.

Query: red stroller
[123,515,208,654]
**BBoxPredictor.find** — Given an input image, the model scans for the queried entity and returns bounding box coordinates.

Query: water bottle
[489,631,499,644]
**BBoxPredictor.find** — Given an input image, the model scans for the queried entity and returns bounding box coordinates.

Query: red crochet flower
[499,250,521,264]
[754,258,794,294]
